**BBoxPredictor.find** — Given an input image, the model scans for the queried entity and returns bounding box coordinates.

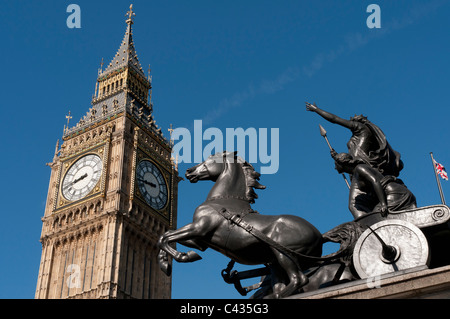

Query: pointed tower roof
[64,5,168,146]
[100,4,146,79]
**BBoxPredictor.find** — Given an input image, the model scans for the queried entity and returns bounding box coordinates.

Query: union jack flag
[434,159,448,181]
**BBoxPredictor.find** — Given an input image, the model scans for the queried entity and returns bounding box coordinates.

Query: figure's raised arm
[305,102,355,130]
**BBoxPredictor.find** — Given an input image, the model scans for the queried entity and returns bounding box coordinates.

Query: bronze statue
[157,151,324,298]
[306,102,405,218]
[153,104,449,298]
[156,148,449,297]
[306,102,403,176]
[332,151,417,216]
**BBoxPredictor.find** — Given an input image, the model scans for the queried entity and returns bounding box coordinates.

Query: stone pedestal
[289,265,450,299]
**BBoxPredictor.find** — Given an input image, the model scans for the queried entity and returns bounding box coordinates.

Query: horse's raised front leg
[158,220,210,275]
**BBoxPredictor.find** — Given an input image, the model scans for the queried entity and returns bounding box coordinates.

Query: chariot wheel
[353,219,429,279]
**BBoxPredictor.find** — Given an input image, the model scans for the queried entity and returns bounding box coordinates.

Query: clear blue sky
[1,0,449,299]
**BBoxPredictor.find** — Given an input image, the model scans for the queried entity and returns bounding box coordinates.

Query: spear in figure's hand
[319,124,351,190]
[319,124,333,151]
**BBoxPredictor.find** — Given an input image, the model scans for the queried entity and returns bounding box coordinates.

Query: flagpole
[430,152,446,205]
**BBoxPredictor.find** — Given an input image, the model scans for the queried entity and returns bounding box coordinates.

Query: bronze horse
[158,151,323,298]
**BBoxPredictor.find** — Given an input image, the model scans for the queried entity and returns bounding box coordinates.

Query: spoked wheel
[353,219,430,279]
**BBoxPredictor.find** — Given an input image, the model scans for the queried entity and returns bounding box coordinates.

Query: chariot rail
[354,204,450,229]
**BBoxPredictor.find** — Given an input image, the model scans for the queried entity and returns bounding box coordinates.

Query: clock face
[136,160,168,210]
[62,154,103,201]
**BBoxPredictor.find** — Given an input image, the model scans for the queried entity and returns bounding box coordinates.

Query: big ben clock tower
[35,5,180,299]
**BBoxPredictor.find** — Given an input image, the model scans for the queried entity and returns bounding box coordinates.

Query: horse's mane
[242,161,266,203]
[229,153,266,204]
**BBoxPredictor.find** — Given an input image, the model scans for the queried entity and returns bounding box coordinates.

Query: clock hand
[138,178,157,188]
[63,173,88,189]
[73,173,88,185]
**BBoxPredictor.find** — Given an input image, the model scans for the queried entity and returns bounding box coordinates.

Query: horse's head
[185,151,236,183]
[185,151,266,203]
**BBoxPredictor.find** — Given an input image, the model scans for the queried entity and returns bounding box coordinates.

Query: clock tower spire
[35,5,180,299]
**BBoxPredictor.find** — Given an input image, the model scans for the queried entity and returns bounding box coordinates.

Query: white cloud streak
[199,0,446,125]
